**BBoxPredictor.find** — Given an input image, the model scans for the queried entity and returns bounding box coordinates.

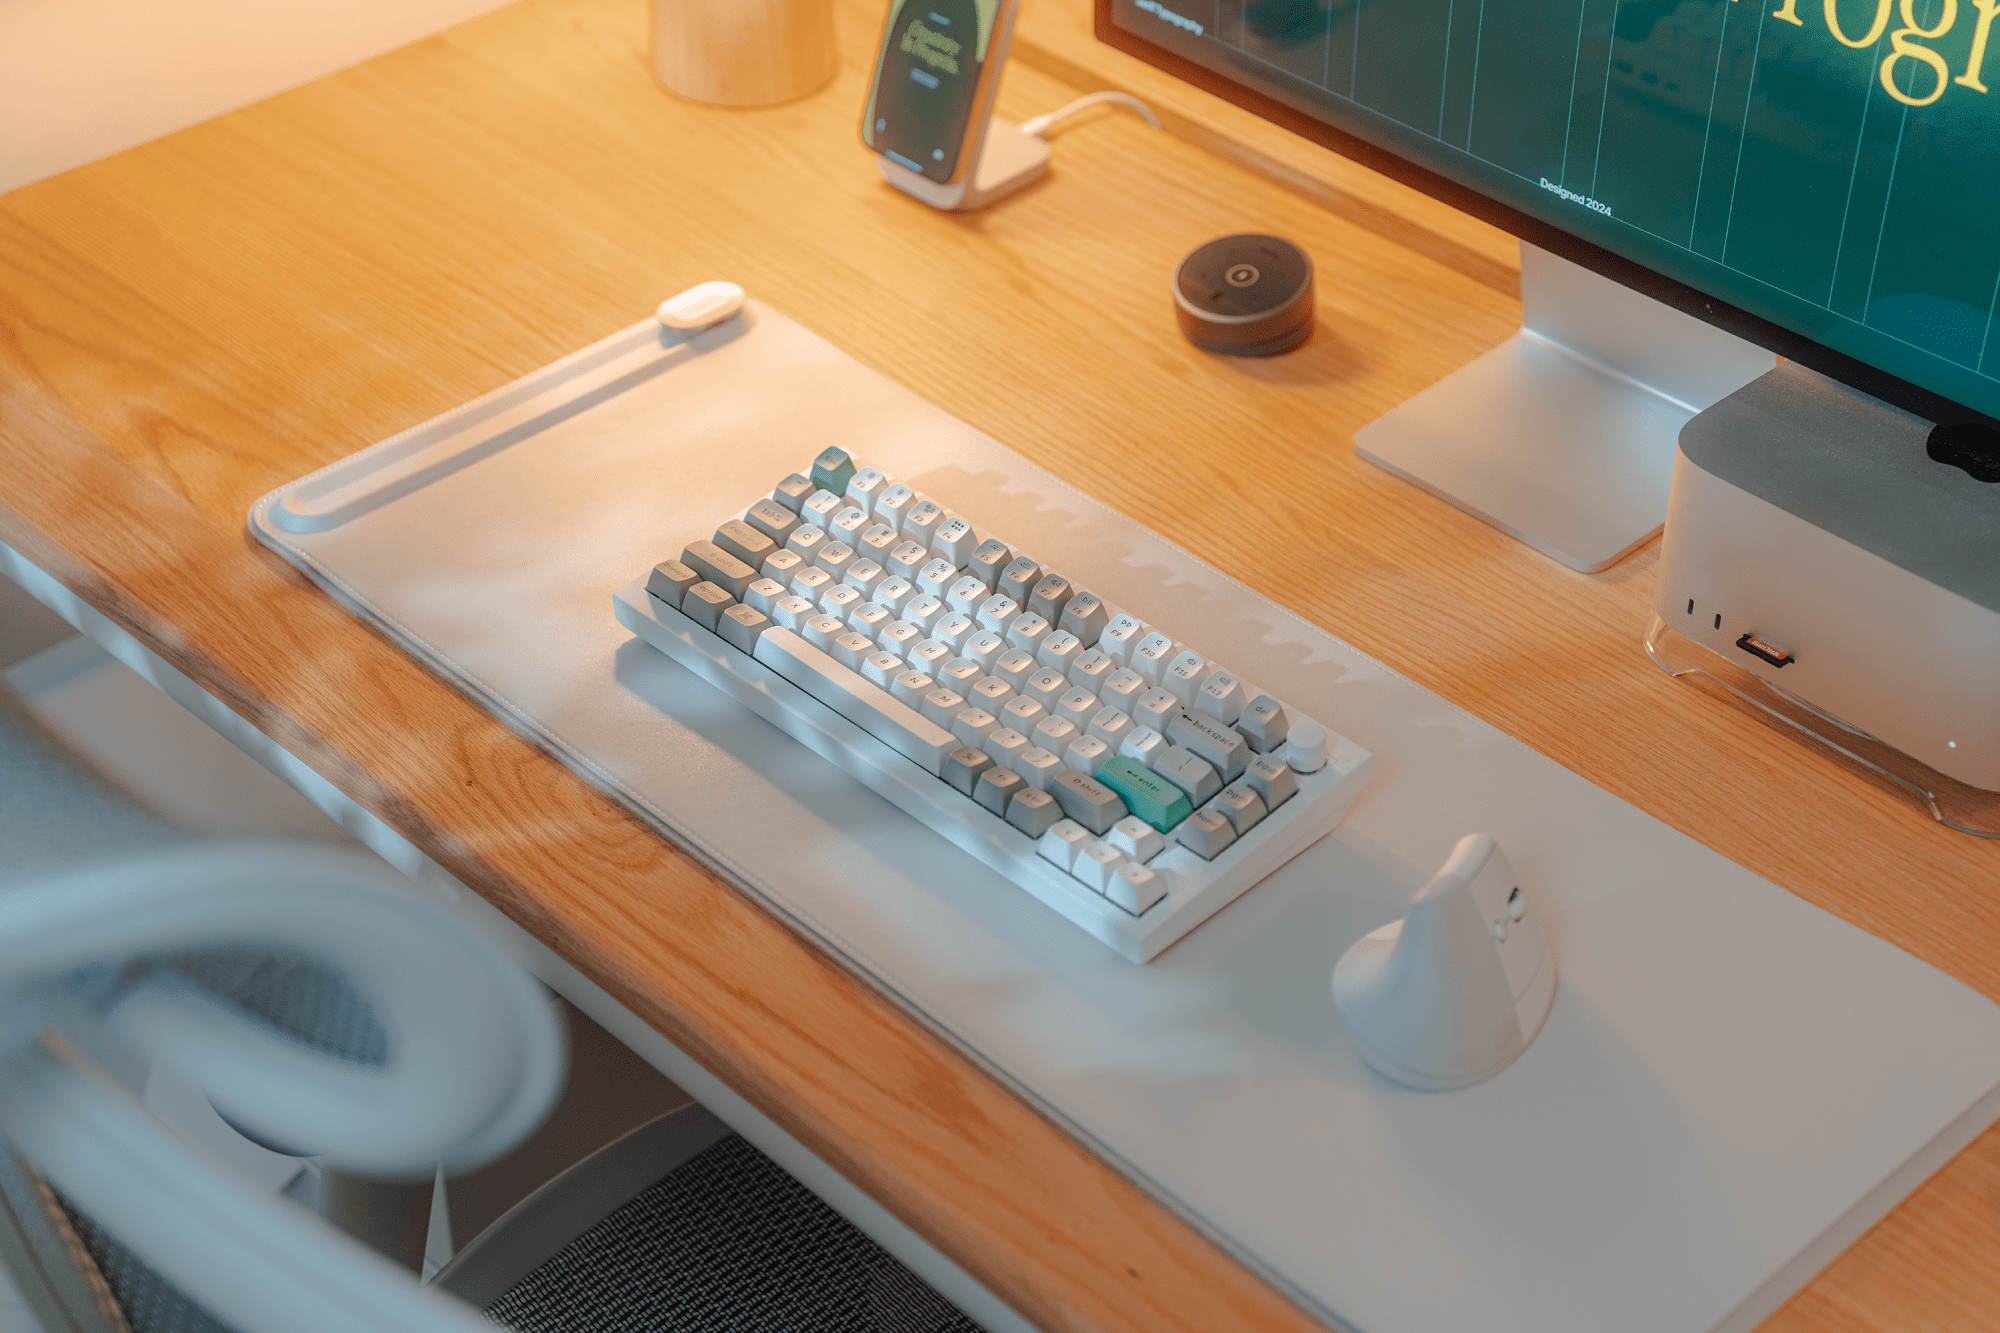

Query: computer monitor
[1095,0,2000,569]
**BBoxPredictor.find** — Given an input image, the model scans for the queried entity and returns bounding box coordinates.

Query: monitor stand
[1355,243,1776,573]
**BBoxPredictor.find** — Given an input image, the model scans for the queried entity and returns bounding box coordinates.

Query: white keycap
[890,669,935,707]
[848,602,892,638]
[1023,667,1069,709]
[1098,615,1146,665]
[772,595,816,631]
[857,524,898,562]
[743,577,787,615]
[904,594,946,634]
[1053,686,1099,727]
[861,650,901,688]
[1064,735,1111,777]
[1195,670,1247,724]
[829,508,868,543]
[1006,613,1052,654]
[902,501,945,547]
[916,558,957,599]
[1087,706,1134,747]
[925,661,975,698]
[751,630,954,776]
[908,638,952,672]
[1107,814,1165,863]
[946,576,988,617]
[1068,649,1114,693]
[1015,746,1064,790]
[887,541,929,581]
[877,619,921,656]
[1038,821,1091,873]
[1036,631,1084,672]
[932,515,979,567]
[802,490,843,527]
[1163,650,1210,705]
[933,612,975,652]
[772,473,814,514]
[1134,687,1180,731]
[921,687,966,728]
[1032,715,1079,755]
[790,566,833,601]
[1001,695,1047,732]
[984,727,1030,770]
[844,467,889,514]
[977,595,1020,634]
[1106,862,1167,914]
[1074,841,1123,892]
[953,707,1000,748]
[762,549,805,584]
[874,484,916,532]
[803,613,844,650]
[970,675,1015,710]
[832,631,875,670]
[875,576,917,615]
[992,648,1038,690]
[785,525,827,561]
[842,558,886,598]
[1099,667,1146,710]
[1130,632,1176,685]
[964,630,1007,672]
[1120,727,1167,767]
[819,584,863,618]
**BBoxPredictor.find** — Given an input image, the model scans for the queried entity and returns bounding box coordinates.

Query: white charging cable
[1018,91,1162,139]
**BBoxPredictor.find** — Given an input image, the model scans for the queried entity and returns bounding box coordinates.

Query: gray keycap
[1050,768,1128,836]
[1167,710,1249,782]
[976,766,1026,817]
[744,498,800,544]
[1006,786,1062,837]
[718,603,773,652]
[1154,745,1222,805]
[1175,807,1238,860]
[1244,753,1298,810]
[1238,694,1291,753]
[1213,782,1269,834]
[998,556,1041,604]
[1028,573,1074,624]
[681,581,735,632]
[681,540,756,598]
[1056,591,1110,646]
[714,518,778,568]
[943,746,995,797]
[773,473,815,513]
[967,539,1012,588]
[646,559,698,609]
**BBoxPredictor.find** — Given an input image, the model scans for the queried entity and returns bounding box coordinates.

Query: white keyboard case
[250,300,2000,1333]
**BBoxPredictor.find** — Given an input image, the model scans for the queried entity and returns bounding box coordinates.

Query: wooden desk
[3,1,1996,1329]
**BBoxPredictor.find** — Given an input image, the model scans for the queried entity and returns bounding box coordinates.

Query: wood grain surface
[2,1,1997,1330]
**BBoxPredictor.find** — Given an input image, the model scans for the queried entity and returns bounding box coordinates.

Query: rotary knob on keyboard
[1285,721,1328,773]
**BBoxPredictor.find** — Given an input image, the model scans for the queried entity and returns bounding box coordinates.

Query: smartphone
[860,0,1022,192]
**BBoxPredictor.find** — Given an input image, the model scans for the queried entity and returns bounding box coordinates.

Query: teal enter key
[1096,757,1195,833]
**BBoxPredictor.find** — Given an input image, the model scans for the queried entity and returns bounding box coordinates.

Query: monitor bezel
[1094,0,1994,430]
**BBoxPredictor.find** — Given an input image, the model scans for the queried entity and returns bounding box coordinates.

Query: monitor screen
[1099,0,2000,424]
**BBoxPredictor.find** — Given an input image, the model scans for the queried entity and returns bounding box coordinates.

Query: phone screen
[862,0,1001,184]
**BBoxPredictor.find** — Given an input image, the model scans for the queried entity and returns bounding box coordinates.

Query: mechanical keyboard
[614,446,1372,962]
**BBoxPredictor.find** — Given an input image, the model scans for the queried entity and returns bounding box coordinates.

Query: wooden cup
[650,0,840,107]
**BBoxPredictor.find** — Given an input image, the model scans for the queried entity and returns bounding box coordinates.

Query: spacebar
[751,628,954,776]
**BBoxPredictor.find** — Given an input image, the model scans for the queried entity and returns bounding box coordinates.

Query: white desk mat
[251,302,2000,1333]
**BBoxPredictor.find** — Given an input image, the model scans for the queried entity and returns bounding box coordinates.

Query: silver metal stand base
[1356,244,1775,573]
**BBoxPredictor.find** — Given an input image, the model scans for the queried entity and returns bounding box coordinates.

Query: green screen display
[1117,0,2000,418]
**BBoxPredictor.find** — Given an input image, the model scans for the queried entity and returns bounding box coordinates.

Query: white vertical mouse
[1332,834,1556,1091]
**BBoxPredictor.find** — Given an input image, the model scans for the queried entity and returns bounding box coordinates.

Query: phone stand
[877,118,1050,212]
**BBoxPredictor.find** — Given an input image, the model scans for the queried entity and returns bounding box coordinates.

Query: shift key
[682,539,756,599]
